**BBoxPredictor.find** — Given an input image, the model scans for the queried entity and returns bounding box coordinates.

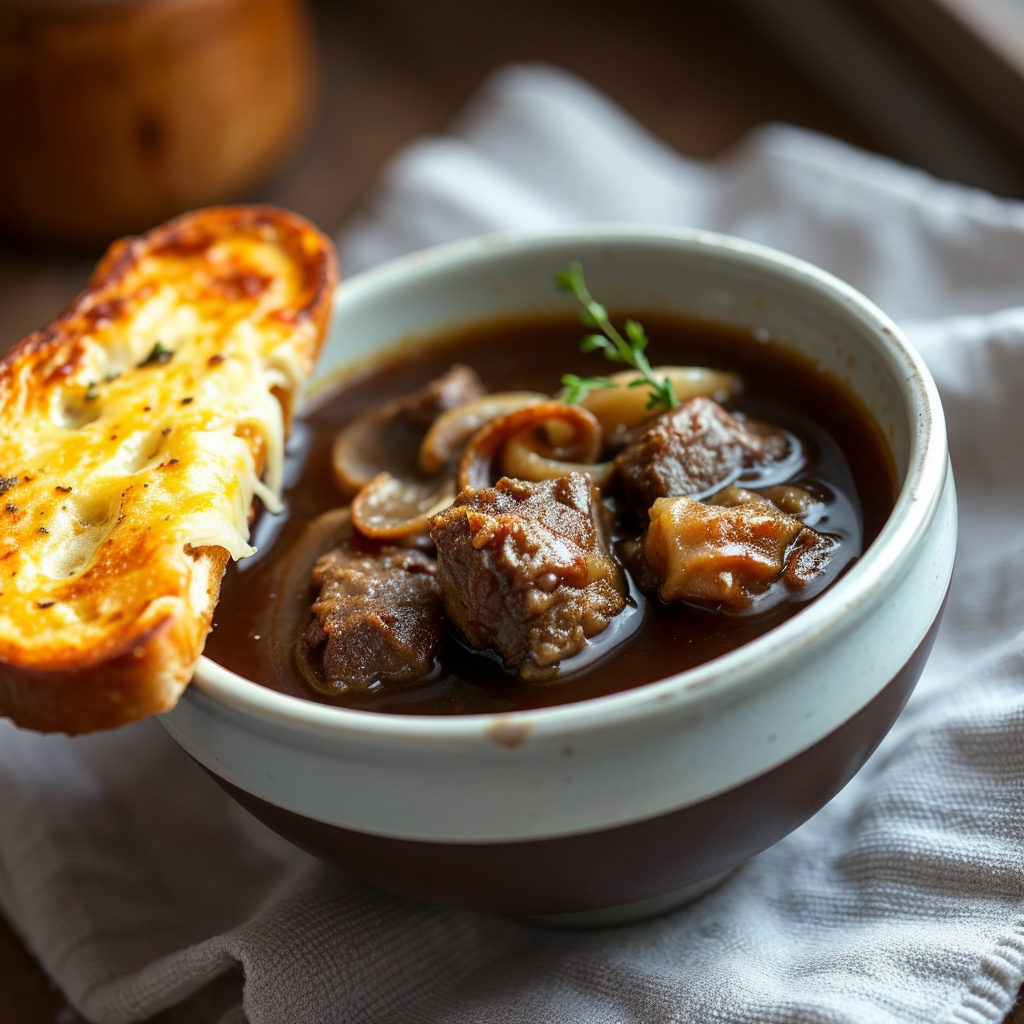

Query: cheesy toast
[0,206,339,734]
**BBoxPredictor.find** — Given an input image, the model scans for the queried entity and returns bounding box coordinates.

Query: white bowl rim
[190,224,948,745]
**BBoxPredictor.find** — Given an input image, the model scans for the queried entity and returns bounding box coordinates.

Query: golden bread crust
[0,205,339,734]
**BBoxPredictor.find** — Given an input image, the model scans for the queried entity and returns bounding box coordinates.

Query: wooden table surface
[1,1,1020,1020]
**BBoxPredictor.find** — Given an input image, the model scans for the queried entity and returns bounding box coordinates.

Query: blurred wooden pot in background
[0,0,316,248]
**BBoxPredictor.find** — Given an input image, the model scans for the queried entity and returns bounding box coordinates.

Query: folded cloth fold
[2,63,1024,1024]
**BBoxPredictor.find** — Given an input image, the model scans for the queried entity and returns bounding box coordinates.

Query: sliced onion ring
[502,430,615,488]
[351,472,457,547]
[563,366,741,437]
[331,398,421,498]
[458,400,610,490]
[418,391,547,475]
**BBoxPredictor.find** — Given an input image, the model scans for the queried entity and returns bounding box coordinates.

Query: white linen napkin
[3,63,1024,1024]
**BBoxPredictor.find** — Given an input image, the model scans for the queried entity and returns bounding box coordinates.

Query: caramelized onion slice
[565,366,741,438]
[331,398,421,498]
[459,400,609,490]
[502,430,615,489]
[418,391,547,475]
[351,472,457,547]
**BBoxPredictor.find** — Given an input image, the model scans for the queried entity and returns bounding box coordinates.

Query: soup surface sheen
[204,313,896,715]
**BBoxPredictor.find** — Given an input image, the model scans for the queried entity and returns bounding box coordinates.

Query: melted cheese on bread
[0,206,338,733]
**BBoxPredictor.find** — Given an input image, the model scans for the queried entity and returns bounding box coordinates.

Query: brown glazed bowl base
[521,869,739,928]
[209,603,943,923]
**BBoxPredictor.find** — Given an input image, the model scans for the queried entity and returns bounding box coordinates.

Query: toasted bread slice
[0,206,339,734]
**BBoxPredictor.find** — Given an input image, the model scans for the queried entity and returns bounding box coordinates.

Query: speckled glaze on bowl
[161,227,956,924]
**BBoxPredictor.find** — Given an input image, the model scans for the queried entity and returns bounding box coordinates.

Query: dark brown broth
[204,313,897,715]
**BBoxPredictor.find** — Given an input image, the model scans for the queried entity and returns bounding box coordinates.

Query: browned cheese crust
[0,206,339,734]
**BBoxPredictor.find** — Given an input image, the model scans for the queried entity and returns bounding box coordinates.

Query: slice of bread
[0,206,339,734]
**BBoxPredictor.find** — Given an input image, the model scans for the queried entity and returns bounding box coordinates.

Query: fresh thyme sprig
[554,261,677,411]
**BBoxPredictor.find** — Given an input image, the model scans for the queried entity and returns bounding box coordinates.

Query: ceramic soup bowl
[161,227,955,926]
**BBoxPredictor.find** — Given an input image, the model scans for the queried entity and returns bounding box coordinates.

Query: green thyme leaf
[560,373,618,404]
[624,319,648,352]
[554,262,678,411]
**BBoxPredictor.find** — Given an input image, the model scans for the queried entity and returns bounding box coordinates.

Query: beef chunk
[614,397,790,513]
[709,486,833,591]
[643,487,837,612]
[429,474,627,680]
[305,543,444,692]
[401,364,486,430]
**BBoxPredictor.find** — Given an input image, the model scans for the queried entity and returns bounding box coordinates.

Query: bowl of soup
[160,226,955,925]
